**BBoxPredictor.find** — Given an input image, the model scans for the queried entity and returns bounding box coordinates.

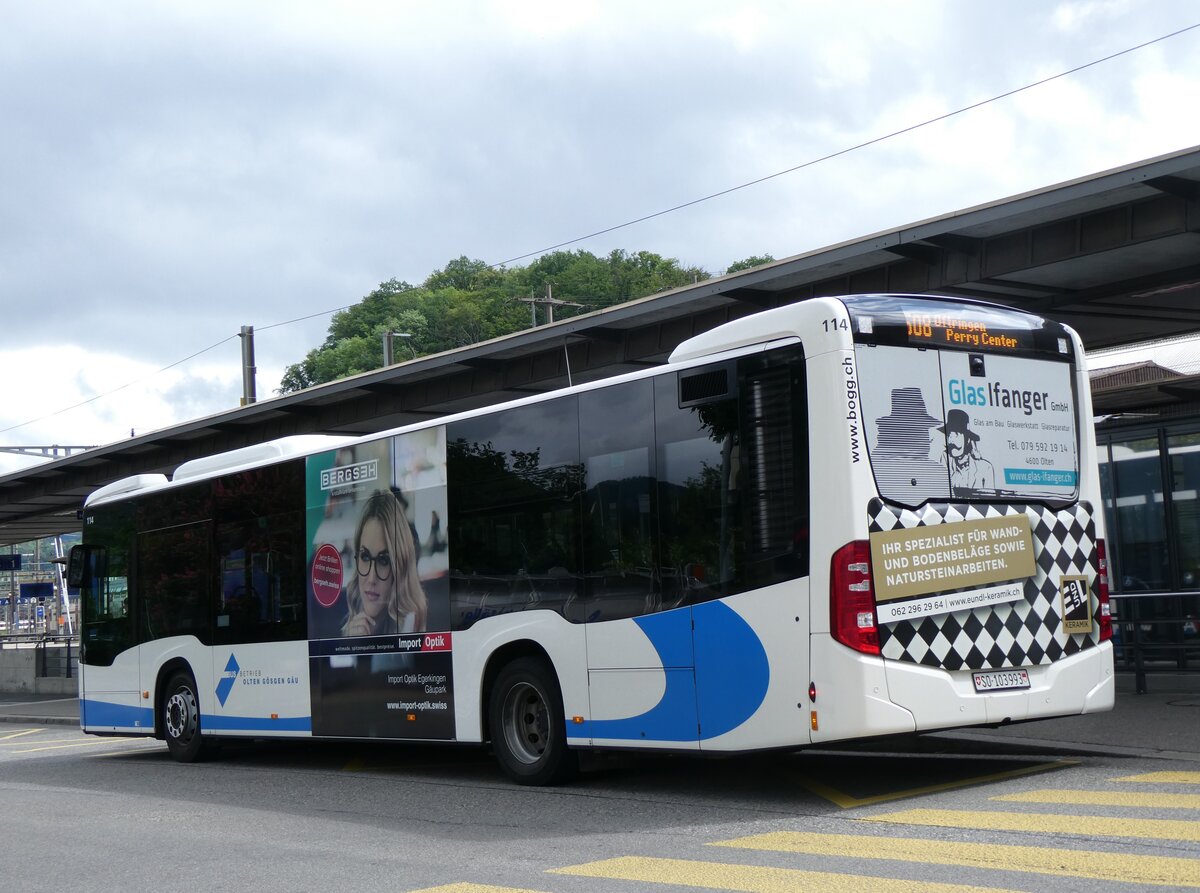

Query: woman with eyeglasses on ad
[341,489,429,636]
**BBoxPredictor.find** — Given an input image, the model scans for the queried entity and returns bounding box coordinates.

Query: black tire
[489,657,578,786]
[162,671,214,763]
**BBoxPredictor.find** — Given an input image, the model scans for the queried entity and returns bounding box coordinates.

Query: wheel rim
[165,685,198,745]
[500,681,549,765]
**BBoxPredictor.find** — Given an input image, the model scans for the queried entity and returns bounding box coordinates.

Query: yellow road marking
[2,736,102,747]
[0,728,44,741]
[552,856,1027,892]
[409,886,550,893]
[865,808,1200,842]
[85,746,163,759]
[995,789,1200,809]
[1115,771,1200,785]
[714,831,1200,888]
[796,759,1076,808]
[15,737,156,754]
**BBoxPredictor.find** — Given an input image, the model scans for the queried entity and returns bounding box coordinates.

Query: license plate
[972,668,1030,692]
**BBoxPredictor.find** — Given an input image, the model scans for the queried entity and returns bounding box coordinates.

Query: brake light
[831,540,879,655]
[1096,538,1112,642]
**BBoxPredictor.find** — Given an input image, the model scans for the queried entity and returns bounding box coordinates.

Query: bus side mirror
[67,546,90,589]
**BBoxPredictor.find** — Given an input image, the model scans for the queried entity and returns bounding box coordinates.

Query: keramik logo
[215,653,240,706]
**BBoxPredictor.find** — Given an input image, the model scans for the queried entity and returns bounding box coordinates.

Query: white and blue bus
[68,294,1114,784]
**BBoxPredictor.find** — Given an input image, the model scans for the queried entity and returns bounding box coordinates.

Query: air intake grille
[679,364,735,407]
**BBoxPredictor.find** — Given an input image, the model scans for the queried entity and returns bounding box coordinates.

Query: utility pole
[239,325,257,406]
[515,283,584,327]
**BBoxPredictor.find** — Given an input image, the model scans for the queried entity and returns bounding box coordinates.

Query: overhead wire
[4,21,1198,441]
[490,21,1200,267]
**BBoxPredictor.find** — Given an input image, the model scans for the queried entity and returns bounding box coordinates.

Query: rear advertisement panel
[858,344,1078,621]
[305,427,454,739]
[857,345,1078,507]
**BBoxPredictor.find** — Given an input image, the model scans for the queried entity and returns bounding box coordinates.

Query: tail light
[1096,538,1112,642]
[831,540,879,655]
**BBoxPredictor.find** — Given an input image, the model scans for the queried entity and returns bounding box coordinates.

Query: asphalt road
[2,725,1198,893]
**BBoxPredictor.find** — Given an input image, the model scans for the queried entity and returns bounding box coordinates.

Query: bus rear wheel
[489,657,578,786]
[162,671,213,763]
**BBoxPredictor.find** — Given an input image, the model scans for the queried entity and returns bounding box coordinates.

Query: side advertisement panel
[305,427,455,739]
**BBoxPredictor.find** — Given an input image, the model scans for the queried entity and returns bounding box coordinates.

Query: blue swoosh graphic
[577,601,769,742]
[693,600,770,739]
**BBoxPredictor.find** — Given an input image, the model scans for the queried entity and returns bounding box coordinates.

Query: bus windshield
[847,296,1080,506]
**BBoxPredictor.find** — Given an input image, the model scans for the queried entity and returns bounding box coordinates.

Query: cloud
[1,0,1199,468]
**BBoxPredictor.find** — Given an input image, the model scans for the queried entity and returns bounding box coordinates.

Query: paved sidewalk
[932,674,1200,761]
[0,693,80,726]
[2,674,1197,759]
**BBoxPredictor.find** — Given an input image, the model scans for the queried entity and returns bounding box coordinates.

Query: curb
[931,729,1200,762]
[0,714,79,727]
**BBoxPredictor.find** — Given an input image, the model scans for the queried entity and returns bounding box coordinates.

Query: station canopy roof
[3,144,1200,546]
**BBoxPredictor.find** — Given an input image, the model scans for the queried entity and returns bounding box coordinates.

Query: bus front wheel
[489,657,578,786]
[162,671,213,763]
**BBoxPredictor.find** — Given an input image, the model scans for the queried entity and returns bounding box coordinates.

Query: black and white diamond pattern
[870,498,1101,670]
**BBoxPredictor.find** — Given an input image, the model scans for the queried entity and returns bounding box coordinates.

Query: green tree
[279,249,713,393]
[725,255,775,275]
[423,256,494,291]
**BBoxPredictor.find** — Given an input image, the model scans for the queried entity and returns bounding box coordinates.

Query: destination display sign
[901,310,1030,352]
[844,295,1075,363]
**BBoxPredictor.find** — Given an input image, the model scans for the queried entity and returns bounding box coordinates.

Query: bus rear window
[855,343,1079,506]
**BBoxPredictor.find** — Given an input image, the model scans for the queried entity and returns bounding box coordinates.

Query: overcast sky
[2,1,1199,477]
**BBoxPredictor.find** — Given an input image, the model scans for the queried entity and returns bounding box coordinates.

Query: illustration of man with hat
[940,409,995,494]
[872,387,949,501]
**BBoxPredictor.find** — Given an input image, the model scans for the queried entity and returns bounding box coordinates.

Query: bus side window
[138,522,212,645]
[447,397,583,630]
[580,379,660,621]
[739,349,809,586]
[655,371,740,605]
[215,512,306,644]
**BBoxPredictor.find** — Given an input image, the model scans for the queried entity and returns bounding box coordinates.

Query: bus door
[71,544,146,730]
[136,523,213,725]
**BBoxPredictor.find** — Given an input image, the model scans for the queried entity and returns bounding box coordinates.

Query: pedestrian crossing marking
[796,758,1075,807]
[551,856,1027,892]
[410,885,550,893]
[1114,771,1200,785]
[864,808,1200,842]
[712,831,1200,888]
[994,789,1200,809]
